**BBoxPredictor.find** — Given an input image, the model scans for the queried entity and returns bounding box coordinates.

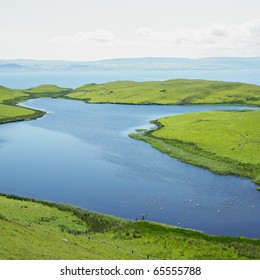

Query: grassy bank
[67,79,260,106]
[1,79,260,124]
[0,84,72,124]
[0,103,45,124]
[130,110,260,185]
[0,194,259,260]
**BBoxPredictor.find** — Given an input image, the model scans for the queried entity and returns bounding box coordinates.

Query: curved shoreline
[0,80,259,244]
[1,79,260,126]
[0,193,259,259]
[129,112,260,187]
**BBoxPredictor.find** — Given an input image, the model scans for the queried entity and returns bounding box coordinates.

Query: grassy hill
[23,84,72,99]
[1,79,260,125]
[0,194,259,260]
[67,79,260,106]
[0,84,72,124]
[130,110,260,185]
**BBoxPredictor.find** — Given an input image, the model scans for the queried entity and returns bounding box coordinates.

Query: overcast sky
[1,0,260,61]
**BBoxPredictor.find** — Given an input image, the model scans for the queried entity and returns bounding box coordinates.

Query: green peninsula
[130,110,260,185]
[68,79,260,106]
[0,84,72,124]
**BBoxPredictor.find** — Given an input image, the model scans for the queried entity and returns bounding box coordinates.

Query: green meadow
[0,84,72,124]
[68,79,260,106]
[1,79,260,125]
[22,84,72,99]
[130,110,260,185]
[0,103,39,124]
[0,194,259,260]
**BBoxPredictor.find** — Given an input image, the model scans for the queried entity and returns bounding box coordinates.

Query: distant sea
[1,69,260,89]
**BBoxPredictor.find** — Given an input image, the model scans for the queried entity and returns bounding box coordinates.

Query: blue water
[0,98,259,238]
[0,69,260,89]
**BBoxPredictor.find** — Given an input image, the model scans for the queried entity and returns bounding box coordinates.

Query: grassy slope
[130,110,260,185]
[0,84,72,124]
[0,194,259,260]
[67,79,260,106]
[23,84,72,99]
[1,79,260,124]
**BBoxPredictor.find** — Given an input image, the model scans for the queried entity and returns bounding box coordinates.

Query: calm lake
[1,68,260,89]
[0,98,259,238]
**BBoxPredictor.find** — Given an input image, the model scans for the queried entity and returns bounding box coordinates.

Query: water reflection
[0,98,259,238]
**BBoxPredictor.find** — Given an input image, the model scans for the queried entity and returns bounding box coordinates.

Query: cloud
[52,29,115,45]
[136,27,154,38]
[135,19,260,46]
[51,19,260,59]
[244,19,260,35]
[134,19,260,56]
[208,23,228,37]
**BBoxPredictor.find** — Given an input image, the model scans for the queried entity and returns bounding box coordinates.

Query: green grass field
[0,84,72,123]
[23,84,72,99]
[0,103,33,117]
[67,79,260,106]
[0,84,72,105]
[0,194,259,260]
[0,86,43,123]
[130,110,260,185]
[0,85,27,104]
[1,79,260,125]
[0,103,44,124]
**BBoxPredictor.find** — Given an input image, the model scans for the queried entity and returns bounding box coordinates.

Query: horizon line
[1,55,260,63]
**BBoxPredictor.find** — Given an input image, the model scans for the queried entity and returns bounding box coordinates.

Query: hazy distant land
[1,57,260,72]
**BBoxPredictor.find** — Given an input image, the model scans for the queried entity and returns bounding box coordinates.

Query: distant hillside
[0,63,26,70]
[1,57,260,72]
[68,79,260,106]
[1,79,260,126]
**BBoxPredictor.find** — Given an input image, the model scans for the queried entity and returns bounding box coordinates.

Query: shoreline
[129,113,260,187]
[0,80,259,243]
[0,193,259,259]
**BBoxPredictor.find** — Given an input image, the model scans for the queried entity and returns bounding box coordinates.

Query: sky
[1,0,260,61]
